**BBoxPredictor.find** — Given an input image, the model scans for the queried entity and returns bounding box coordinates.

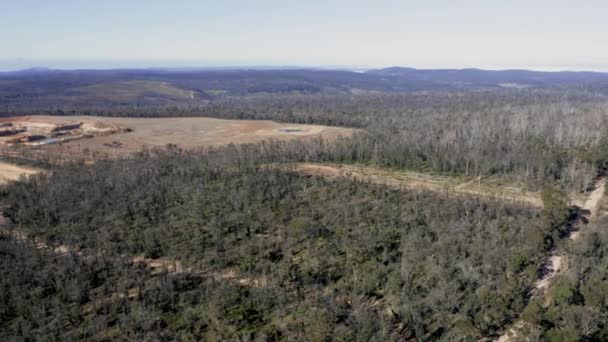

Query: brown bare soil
[0,161,40,184]
[288,163,543,208]
[1,115,354,159]
[130,255,268,287]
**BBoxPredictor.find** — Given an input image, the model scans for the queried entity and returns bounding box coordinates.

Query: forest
[3,69,608,340]
[1,148,562,340]
[510,215,608,340]
[3,67,608,113]
[6,83,608,192]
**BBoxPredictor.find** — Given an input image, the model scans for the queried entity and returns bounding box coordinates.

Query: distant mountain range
[4,66,608,89]
[2,66,608,113]
[366,67,608,87]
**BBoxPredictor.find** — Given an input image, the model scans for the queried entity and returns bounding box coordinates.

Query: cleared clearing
[289,163,543,207]
[0,161,39,184]
[76,80,198,102]
[1,115,354,158]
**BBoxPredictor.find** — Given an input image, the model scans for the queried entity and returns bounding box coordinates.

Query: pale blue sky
[1,0,607,71]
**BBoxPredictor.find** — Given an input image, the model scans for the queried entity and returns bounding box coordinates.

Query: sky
[1,0,608,71]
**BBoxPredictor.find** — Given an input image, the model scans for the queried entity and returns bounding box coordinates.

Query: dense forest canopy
[2,148,555,340]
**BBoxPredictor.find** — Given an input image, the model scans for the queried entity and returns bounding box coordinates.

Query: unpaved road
[583,178,607,218]
[130,255,267,287]
[570,178,607,241]
[290,163,543,208]
[1,220,267,288]
[530,255,563,295]
[497,177,606,341]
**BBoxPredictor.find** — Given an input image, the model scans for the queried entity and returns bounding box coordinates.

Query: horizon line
[3,64,608,74]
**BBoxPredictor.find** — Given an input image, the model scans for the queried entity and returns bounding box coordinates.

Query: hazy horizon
[3,59,608,73]
[3,0,608,72]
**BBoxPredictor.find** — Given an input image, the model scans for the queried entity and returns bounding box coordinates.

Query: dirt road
[1,219,267,288]
[497,176,606,341]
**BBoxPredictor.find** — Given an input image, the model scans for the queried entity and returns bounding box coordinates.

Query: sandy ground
[289,163,543,207]
[2,115,354,159]
[531,255,563,294]
[0,161,39,184]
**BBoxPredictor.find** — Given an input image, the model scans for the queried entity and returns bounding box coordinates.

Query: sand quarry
[0,116,354,158]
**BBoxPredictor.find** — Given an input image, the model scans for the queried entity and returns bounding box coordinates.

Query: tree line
[8,88,608,192]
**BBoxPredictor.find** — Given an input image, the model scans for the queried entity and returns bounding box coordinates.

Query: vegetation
[1,148,553,340]
[5,67,608,113]
[9,88,608,192]
[516,213,608,340]
[4,69,608,340]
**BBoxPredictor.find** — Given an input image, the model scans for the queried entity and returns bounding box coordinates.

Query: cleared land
[0,115,354,158]
[289,163,543,207]
[75,80,198,102]
[0,161,39,184]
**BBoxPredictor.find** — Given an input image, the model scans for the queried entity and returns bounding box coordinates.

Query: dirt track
[497,176,606,342]
[290,163,543,207]
[1,219,266,288]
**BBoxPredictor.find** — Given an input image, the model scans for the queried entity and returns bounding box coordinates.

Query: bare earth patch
[289,163,543,208]
[532,255,563,295]
[0,161,39,184]
[1,115,354,159]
